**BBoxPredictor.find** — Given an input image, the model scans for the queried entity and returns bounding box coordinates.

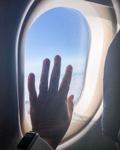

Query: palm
[28,55,73,148]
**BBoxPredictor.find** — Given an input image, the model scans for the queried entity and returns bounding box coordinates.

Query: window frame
[17,0,117,149]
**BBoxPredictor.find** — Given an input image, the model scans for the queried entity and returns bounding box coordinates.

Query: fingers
[67,95,74,120]
[28,73,37,106]
[39,58,50,96]
[59,65,73,99]
[49,55,61,96]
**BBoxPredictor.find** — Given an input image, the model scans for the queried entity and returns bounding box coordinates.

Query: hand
[28,55,74,148]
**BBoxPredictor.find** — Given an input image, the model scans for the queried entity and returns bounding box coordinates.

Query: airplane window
[24,7,90,121]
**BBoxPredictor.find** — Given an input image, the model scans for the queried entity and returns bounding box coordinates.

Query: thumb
[67,95,74,120]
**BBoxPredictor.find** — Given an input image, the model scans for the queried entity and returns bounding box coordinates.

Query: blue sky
[24,7,91,105]
[25,7,90,75]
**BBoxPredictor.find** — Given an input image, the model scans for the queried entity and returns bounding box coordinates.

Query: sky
[24,7,90,106]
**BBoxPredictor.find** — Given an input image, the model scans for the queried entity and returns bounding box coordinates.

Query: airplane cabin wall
[0,0,118,150]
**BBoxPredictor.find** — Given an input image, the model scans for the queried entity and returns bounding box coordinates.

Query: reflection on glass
[25,7,90,113]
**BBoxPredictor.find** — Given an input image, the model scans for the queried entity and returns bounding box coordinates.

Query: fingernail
[28,73,35,80]
[43,58,50,65]
[70,95,74,99]
[54,55,61,64]
[67,65,73,72]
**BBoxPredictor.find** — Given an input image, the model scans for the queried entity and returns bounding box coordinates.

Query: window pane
[25,7,90,114]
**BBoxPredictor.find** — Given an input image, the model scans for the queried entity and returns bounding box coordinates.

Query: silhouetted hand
[28,55,74,148]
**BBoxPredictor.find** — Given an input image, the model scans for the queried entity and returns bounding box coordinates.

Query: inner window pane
[25,7,90,114]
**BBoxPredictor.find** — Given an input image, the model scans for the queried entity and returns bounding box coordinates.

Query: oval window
[25,7,90,119]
